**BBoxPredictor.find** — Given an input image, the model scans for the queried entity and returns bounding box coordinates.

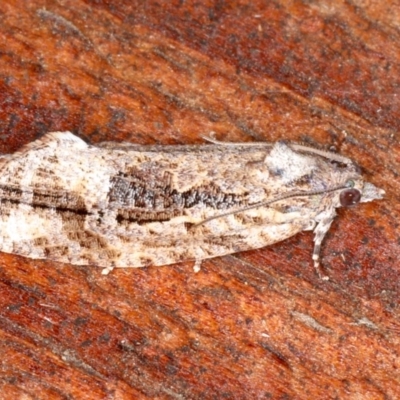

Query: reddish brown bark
[0,1,398,399]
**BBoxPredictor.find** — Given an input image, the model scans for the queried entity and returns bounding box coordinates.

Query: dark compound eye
[340,188,361,207]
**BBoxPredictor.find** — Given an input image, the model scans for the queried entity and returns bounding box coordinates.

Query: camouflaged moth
[0,132,384,277]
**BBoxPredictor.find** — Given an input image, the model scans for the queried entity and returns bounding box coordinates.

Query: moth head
[339,180,385,207]
[194,177,385,229]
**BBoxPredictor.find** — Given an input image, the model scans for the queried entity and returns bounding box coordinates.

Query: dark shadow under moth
[0,132,384,278]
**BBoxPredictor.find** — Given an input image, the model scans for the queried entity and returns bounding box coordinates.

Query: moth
[0,131,384,277]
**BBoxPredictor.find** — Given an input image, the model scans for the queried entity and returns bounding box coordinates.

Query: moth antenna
[194,184,350,227]
[289,143,352,165]
[202,136,352,165]
[202,135,274,148]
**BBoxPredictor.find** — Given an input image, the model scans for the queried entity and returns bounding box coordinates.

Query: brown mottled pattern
[0,131,383,274]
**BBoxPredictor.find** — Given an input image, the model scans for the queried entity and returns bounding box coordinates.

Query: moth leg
[101,265,115,275]
[193,259,202,273]
[313,210,336,280]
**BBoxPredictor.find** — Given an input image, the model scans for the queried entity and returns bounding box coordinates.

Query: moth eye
[340,188,361,207]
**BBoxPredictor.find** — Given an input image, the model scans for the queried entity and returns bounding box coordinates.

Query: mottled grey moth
[0,132,384,277]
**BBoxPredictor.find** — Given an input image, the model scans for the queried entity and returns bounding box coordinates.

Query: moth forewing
[0,131,384,278]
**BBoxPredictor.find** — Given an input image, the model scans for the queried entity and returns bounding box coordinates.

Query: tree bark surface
[0,1,398,399]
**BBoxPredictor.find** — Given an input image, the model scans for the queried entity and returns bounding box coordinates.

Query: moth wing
[84,210,313,268]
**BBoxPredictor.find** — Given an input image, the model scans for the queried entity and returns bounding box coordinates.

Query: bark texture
[0,1,398,399]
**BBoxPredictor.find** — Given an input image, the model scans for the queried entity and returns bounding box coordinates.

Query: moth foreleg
[101,265,115,275]
[193,259,202,273]
[313,210,337,280]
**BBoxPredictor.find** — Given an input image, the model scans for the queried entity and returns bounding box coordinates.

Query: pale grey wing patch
[1,206,120,267]
[264,142,316,184]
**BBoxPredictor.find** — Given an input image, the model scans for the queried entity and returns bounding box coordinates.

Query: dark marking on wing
[115,209,182,225]
[108,172,248,211]
[292,173,314,187]
[0,185,88,212]
[57,211,120,260]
